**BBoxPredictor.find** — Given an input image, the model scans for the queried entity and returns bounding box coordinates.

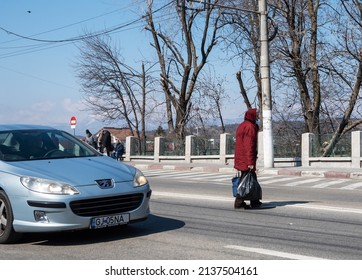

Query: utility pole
[183,0,274,168]
[259,0,274,168]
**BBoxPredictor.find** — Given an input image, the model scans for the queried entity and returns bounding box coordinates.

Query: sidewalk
[125,160,362,180]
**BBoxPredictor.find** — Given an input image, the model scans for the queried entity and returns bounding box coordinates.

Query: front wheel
[0,191,21,244]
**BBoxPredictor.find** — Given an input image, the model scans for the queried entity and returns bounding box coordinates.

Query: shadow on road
[268,200,310,207]
[18,214,185,246]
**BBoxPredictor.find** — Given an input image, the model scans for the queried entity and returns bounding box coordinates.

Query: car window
[0,129,99,161]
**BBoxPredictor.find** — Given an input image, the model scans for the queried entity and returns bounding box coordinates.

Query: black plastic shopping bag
[237,171,262,200]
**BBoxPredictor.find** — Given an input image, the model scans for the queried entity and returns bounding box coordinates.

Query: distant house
[95,127,133,144]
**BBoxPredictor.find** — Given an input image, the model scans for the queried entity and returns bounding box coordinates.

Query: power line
[0,14,176,60]
[0,11,177,59]
[0,16,145,44]
[0,13,176,60]
[0,6,127,45]
[0,0,176,92]
[0,0,175,43]
[0,0,175,59]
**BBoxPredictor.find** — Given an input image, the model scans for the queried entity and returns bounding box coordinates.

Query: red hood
[244,108,257,123]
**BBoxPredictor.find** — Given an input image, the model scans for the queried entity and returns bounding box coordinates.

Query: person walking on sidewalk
[234,108,262,209]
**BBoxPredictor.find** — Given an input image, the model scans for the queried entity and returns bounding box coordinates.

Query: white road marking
[258,177,300,184]
[144,171,362,190]
[224,245,327,260]
[153,191,362,214]
[311,179,349,188]
[154,191,232,202]
[340,181,362,190]
[145,171,193,177]
[292,204,362,214]
[287,178,322,186]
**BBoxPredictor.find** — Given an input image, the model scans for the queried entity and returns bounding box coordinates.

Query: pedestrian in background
[113,139,124,161]
[85,129,97,149]
[97,130,104,153]
[101,129,113,156]
[234,108,262,209]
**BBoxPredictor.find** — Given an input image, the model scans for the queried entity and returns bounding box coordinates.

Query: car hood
[1,156,136,186]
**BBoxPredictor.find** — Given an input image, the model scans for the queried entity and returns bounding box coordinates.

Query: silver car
[0,124,151,243]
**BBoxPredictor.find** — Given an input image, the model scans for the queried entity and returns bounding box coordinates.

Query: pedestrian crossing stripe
[340,182,362,190]
[287,178,323,186]
[257,177,299,184]
[311,179,349,189]
[142,170,362,190]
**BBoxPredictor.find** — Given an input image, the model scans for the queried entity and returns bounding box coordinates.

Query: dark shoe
[250,200,262,208]
[243,203,251,209]
[236,202,250,209]
[234,198,246,209]
[235,200,251,209]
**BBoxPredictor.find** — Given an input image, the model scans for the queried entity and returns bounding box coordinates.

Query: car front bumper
[12,189,151,233]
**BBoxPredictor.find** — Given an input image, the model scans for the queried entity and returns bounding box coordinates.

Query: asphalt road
[1,170,362,260]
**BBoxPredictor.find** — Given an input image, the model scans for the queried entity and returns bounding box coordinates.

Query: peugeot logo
[95,179,114,189]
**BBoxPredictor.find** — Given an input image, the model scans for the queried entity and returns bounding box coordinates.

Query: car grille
[69,193,144,217]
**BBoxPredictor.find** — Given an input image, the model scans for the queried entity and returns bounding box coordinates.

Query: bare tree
[75,35,155,153]
[236,71,253,110]
[217,0,362,157]
[219,0,277,128]
[319,0,362,156]
[145,0,223,141]
[272,0,362,156]
[194,72,229,133]
[270,0,322,135]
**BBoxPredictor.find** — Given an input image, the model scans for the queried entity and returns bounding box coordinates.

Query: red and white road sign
[70,116,77,129]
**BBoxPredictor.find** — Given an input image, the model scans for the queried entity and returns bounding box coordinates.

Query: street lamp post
[259,0,274,168]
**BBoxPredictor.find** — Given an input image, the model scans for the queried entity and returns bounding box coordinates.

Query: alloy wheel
[0,191,20,244]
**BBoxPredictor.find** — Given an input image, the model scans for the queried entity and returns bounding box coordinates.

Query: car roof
[0,124,56,132]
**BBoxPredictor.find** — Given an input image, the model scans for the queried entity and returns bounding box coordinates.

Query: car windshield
[0,129,100,162]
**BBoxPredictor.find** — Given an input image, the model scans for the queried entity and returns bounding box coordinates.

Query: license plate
[90,213,130,229]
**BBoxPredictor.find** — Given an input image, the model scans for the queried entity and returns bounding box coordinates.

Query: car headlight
[133,169,148,187]
[20,176,80,195]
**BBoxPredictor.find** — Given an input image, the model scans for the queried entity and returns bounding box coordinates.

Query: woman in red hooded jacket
[234,108,262,209]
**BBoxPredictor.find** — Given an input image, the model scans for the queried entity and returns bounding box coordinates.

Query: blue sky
[0,0,245,135]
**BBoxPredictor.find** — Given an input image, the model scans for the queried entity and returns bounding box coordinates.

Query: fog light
[34,211,49,223]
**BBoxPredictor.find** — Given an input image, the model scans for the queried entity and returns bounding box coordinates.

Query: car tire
[0,190,21,244]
